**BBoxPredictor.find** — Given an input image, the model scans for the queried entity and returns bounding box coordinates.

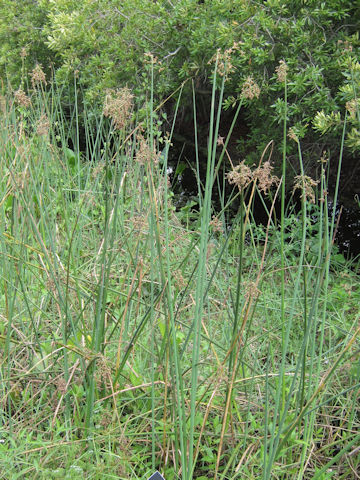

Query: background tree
[1,0,359,192]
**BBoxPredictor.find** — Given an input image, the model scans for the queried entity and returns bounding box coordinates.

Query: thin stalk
[192,81,202,208]
[264,73,287,480]
[190,59,224,480]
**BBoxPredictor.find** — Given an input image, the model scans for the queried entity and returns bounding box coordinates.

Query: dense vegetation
[0,1,359,479]
[1,1,360,172]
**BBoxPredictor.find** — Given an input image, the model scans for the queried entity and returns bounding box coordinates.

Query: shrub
[1,0,359,177]
[0,0,51,87]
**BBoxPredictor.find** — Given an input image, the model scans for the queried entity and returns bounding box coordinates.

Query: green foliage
[1,6,360,479]
[0,0,51,87]
[314,58,360,151]
[1,0,360,168]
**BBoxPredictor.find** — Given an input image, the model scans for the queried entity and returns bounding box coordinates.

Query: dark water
[329,201,360,258]
[168,157,360,260]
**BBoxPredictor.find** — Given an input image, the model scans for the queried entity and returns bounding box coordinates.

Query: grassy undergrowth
[0,70,359,480]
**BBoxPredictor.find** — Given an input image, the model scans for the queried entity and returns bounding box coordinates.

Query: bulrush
[103,87,133,130]
[31,64,47,89]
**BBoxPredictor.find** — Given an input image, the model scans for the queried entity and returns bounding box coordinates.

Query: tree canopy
[1,0,359,177]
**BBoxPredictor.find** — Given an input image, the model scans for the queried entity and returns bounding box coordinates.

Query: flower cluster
[210,216,223,233]
[275,60,288,83]
[103,87,134,130]
[241,76,260,100]
[226,161,253,190]
[253,161,279,194]
[14,89,31,108]
[31,64,47,89]
[36,114,50,136]
[227,160,278,193]
[293,175,319,204]
[208,43,243,80]
[135,134,159,166]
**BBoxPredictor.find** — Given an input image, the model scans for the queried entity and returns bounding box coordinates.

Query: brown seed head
[55,377,67,395]
[319,151,329,165]
[20,47,28,58]
[0,95,6,114]
[275,60,288,83]
[244,281,261,301]
[241,76,260,100]
[14,88,31,108]
[103,87,134,130]
[208,43,243,80]
[217,135,225,147]
[31,64,47,89]
[226,161,253,190]
[346,99,358,119]
[288,127,299,143]
[253,161,279,194]
[144,52,158,64]
[210,215,223,233]
[135,134,159,166]
[36,114,50,136]
[293,175,319,204]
